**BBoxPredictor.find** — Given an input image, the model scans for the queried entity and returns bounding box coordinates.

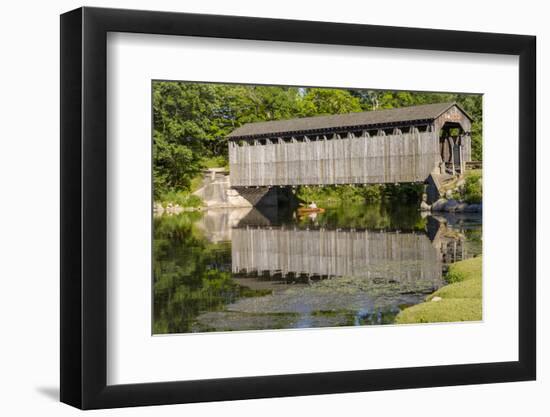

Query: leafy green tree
[209,85,302,154]
[298,88,362,116]
[455,94,483,161]
[153,82,219,197]
[221,85,301,124]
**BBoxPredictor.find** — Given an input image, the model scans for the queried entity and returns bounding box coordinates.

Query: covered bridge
[228,102,472,190]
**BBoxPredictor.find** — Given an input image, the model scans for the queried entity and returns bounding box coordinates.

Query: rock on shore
[428,198,482,213]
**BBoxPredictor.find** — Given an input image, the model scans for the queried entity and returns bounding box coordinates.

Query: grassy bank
[395,256,482,324]
[157,191,203,208]
[157,175,204,208]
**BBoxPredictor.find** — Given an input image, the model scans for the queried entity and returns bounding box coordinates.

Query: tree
[152,82,221,197]
[298,88,362,116]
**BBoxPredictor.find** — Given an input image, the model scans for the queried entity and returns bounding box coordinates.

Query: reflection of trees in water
[153,213,267,334]
[236,203,428,231]
[306,203,427,231]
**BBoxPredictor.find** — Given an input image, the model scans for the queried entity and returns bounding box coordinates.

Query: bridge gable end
[434,104,473,134]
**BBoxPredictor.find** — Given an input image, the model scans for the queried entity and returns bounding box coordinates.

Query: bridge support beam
[233,186,299,207]
[425,174,443,204]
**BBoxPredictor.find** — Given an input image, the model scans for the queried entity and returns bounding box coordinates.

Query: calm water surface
[153,204,482,334]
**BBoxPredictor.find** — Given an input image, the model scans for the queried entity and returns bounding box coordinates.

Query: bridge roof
[228,102,471,139]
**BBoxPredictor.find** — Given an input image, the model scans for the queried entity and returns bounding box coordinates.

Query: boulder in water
[444,199,460,212]
[431,198,447,211]
[464,203,482,213]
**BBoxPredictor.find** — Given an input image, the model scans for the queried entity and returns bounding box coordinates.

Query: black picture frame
[60,6,536,410]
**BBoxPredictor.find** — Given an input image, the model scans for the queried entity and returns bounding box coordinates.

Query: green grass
[466,168,482,178]
[395,256,482,324]
[158,190,203,208]
[443,256,482,284]
[394,298,482,324]
[427,276,481,301]
[202,156,229,169]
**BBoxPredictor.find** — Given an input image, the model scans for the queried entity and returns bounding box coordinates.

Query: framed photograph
[60,6,536,409]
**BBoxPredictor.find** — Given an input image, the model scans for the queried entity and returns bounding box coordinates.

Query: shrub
[445,269,465,284]
[295,183,423,205]
[463,174,482,204]
[361,185,383,202]
[296,185,366,206]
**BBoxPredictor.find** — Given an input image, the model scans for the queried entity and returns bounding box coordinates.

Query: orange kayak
[297,207,325,214]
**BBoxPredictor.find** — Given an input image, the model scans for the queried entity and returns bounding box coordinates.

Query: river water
[153,204,482,334]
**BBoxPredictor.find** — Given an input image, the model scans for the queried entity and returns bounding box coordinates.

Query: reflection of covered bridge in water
[232,227,441,285]
[228,102,473,203]
[230,216,473,284]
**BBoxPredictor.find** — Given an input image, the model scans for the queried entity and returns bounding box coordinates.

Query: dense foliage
[296,183,425,206]
[153,82,483,198]
[463,172,483,204]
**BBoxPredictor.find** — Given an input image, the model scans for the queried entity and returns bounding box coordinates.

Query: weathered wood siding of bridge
[232,226,443,284]
[229,129,440,187]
